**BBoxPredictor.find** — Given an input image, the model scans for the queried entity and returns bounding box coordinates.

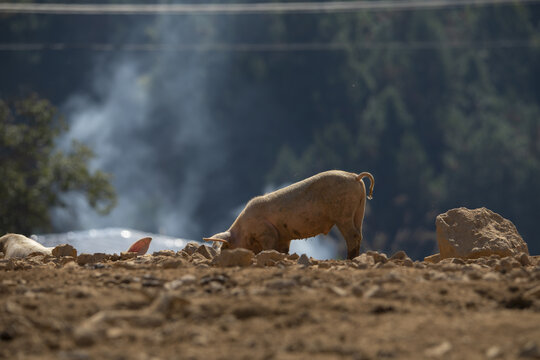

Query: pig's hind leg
[337,219,362,260]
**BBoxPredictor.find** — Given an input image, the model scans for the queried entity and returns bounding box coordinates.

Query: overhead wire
[1,0,538,52]
[0,40,536,52]
[0,0,539,15]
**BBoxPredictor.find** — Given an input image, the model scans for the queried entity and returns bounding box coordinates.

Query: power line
[0,41,536,52]
[0,0,539,15]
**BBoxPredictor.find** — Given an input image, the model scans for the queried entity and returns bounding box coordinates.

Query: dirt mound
[1,246,539,359]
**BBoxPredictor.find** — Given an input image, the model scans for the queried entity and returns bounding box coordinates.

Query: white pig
[204,170,374,259]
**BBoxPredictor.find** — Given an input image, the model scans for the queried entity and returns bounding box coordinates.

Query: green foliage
[0,95,116,234]
[267,5,540,257]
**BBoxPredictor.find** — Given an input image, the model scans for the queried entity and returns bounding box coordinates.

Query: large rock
[436,207,528,260]
[212,248,254,267]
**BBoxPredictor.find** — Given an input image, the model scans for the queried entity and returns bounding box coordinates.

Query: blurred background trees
[0,95,116,234]
[0,1,539,259]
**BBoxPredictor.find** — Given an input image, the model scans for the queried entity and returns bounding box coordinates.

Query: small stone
[425,341,452,357]
[351,285,364,296]
[164,280,183,291]
[152,250,175,257]
[524,285,540,299]
[161,258,186,269]
[74,328,97,347]
[287,253,300,261]
[318,262,332,269]
[52,244,77,258]
[328,286,347,297]
[366,251,388,264]
[256,250,288,266]
[403,258,414,267]
[63,261,78,270]
[486,346,503,359]
[519,341,540,358]
[297,254,311,266]
[105,327,124,340]
[390,250,408,261]
[120,252,137,260]
[495,257,521,273]
[59,256,76,265]
[424,253,441,263]
[177,250,191,260]
[179,274,197,285]
[212,248,254,267]
[483,272,502,281]
[363,285,382,299]
[451,257,466,265]
[353,253,375,266]
[77,253,109,266]
[183,242,200,255]
[517,253,532,267]
[195,245,216,259]
[266,278,297,290]
[376,272,403,284]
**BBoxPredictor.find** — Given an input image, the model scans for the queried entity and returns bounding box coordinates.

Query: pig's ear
[127,237,152,255]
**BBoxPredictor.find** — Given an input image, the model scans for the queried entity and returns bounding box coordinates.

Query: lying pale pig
[204,170,374,259]
[0,233,53,258]
[0,233,152,259]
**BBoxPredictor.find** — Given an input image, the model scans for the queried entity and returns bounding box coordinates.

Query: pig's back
[247,170,364,238]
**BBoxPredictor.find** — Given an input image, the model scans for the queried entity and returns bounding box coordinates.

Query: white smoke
[53,15,228,239]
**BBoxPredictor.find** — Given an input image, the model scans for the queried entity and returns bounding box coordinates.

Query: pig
[0,233,152,259]
[0,233,53,258]
[203,170,374,259]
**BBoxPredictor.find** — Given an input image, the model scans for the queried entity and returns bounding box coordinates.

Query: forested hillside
[1,1,539,259]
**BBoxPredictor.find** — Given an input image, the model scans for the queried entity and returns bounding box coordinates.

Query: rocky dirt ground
[1,244,540,360]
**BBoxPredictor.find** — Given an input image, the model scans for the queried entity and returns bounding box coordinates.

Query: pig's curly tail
[356,172,374,200]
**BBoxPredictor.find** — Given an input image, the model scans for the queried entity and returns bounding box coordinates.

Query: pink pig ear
[127,237,152,255]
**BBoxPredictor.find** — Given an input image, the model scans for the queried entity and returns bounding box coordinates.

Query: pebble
[287,253,300,261]
[318,262,332,269]
[161,259,186,269]
[266,278,297,290]
[363,285,382,299]
[403,258,414,267]
[77,253,108,266]
[297,254,311,266]
[517,253,532,267]
[177,250,191,260]
[120,251,138,260]
[382,261,397,269]
[152,250,175,257]
[195,245,216,260]
[213,249,254,267]
[390,251,408,261]
[52,244,77,258]
[182,242,200,256]
[366,251,388,264]
[524,284,540,299]
[424,341,452,357]
[256,250,287,266]
[519,341,540,358]
[328,286,347,297]
[353,254,375,266]
[486,346,503,359]
[483,272,502,281]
